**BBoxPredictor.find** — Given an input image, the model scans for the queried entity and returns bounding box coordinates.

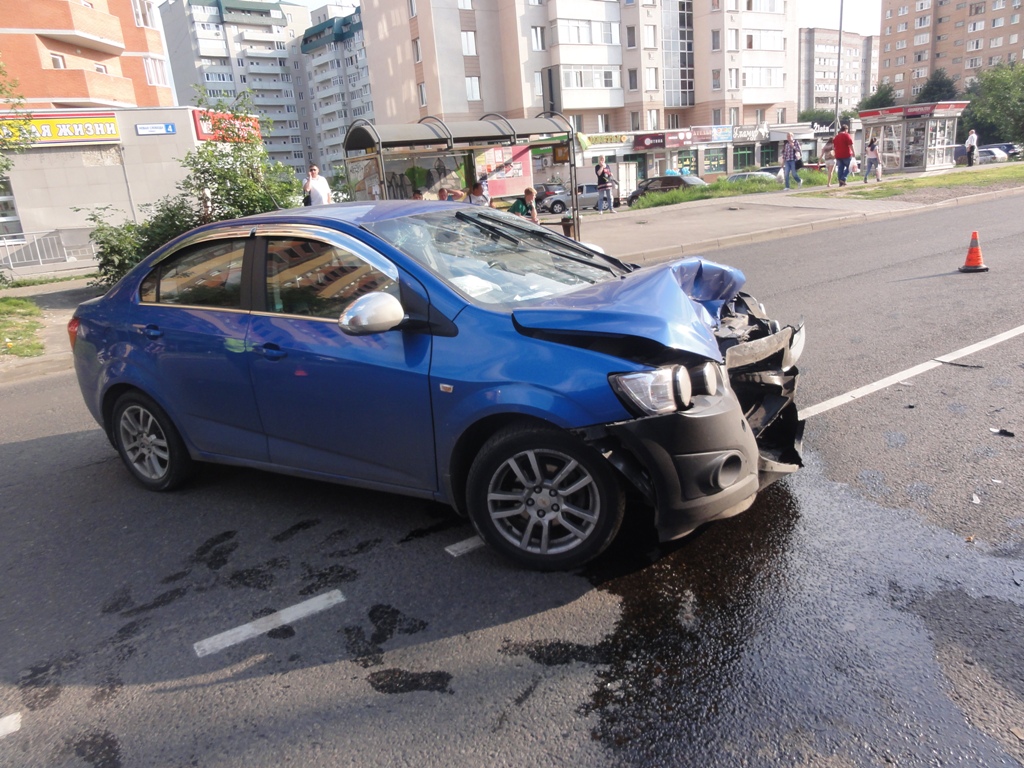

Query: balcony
[197,39,229,58]
[247,61,285,74]
[32,2,125,55]
[252,94,292,107]
[559,88,624,110]
[42,68,136,108]
[222,11,276,27]
[245,48,284,59]
[242,29,277,43]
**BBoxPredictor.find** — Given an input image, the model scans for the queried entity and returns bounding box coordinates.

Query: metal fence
[0,229,97,272]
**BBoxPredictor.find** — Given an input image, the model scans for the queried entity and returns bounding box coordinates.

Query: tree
[914,68,959,103]
[858,83,898,111]
[959,64,1024,145]
[0,57,31,179]
[798,108,836,126]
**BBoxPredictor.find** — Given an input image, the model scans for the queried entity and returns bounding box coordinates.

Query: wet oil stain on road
[367,669,453,695]
[503,454,1024,766]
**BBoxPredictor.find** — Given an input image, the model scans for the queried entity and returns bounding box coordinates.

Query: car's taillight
[67,317,80,350]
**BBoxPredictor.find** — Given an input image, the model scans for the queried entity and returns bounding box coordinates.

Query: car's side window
[139,238,246,307]
[265,237,397,319]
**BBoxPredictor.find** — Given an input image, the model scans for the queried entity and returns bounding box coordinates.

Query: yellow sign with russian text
[0,112,120,146]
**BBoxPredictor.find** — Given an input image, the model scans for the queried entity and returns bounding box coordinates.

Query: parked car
[537,182,621,214]
[978,146,1009,164]
[979,142,1020,158]
[726,171,781,184]
[626,175,708,206]
[533,183,567,208]
[69,203,804,570]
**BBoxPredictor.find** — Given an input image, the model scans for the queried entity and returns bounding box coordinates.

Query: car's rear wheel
[111,391,194,491]
[550,200,566,214]
[466,425,624,570]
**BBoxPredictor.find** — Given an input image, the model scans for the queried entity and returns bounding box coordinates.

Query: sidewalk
[3,182,1022,383]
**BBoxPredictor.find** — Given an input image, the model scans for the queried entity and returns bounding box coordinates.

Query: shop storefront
[858,101,968,172]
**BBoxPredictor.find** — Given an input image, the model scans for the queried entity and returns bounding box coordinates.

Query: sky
[797,0,882,36]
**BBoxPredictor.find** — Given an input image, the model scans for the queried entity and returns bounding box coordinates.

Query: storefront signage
[135,123,177,136]
[711,125,733,142]
[0,111,120,146]
[732,124,770,142]
[584,132,630,146]
[632,132,666,150]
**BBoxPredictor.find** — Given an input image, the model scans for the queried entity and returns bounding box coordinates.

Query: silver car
[538,183,620,214]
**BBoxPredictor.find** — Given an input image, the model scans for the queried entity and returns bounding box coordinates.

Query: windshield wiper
[473,211,631,274]
[455,210,521,246]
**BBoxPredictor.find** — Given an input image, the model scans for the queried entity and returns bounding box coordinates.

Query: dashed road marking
[446,536,485,557]
[0,713,21,740]
[193,590,346,658]
[800,323,1024,420]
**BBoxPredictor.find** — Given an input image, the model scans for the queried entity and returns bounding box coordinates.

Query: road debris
[971,494,981,505]
[989,428,1015,437]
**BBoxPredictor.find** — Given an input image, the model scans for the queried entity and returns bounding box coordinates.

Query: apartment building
[300,3,370,170]
[160,0,313,174]
[798,29,880,115]
[0,0,174,109]
[877,0,1024,104]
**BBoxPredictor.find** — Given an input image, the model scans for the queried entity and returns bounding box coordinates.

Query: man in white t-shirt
[303,164,332,205]
[964,129,978,167]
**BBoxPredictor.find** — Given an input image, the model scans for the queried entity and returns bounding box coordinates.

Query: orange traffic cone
[959,231,988,273]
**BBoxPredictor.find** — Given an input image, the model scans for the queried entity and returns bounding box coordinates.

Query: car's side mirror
[338,292,406,335]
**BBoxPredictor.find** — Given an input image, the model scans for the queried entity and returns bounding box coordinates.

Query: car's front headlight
[610,362,724,416]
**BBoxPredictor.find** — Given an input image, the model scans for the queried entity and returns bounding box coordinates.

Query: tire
[550,200,566,214]
[111,391,194,491]
[466,425,624,570]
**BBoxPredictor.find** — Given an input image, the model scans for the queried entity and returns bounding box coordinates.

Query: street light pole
[834,0,845,129]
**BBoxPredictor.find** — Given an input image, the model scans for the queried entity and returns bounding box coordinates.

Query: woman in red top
[832,124,855,187]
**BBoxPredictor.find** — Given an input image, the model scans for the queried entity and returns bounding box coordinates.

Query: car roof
[204,200,461,231]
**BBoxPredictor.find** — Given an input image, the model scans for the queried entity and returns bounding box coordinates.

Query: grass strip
[0,297,44,357]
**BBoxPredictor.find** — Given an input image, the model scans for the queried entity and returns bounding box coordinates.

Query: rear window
[140,239,246,308]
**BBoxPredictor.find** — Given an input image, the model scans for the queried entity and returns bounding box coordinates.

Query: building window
[531,26,546,51]
[627,26,636,48]
[729,107,739,124]
[712,69,721,89]
[916,14,931,26]
[50,53,66,69]
[712,29,721,50]
[728,68,739,88]
[461,30,477,55]
[466,76,480,100]
[413,38,421,62]
[417,82,426,106]
[898,21,909,31]
[628,68,638,90]
[755,108,764,123]
[630,111,641,130]
[409,0,417,16]
[967,56,982,66]
[712,108,722,124]
[143,57,169,86]
[917,0,932,7]
[534,71,543,100]
[132,0,157,28]
[914,32,931,43]
[728,28,739,49]
[967,37,983,49]
[597,113,609,132]
[667,113,680,129]
[776,108,785,122]
[0,179,23,239]
[458,0,472,7]
[643,25,657,48]
[967,20,985,30]
[969,1,986,13]
[647,109,659,130]
[993,16,1005,25]
[645,67,658,90]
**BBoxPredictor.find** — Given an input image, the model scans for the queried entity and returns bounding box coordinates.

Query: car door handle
[254,343,287,361]
[142,324,163,339]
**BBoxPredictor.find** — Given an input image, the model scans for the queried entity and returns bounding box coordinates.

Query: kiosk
[858,101,969,172]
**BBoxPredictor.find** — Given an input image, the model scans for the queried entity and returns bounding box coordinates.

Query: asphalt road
[1,195,1022,767]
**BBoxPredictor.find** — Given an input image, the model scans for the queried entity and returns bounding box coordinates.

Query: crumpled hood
[512,258,746,362]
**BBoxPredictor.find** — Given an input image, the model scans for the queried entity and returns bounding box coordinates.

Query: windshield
[363,209,632,307]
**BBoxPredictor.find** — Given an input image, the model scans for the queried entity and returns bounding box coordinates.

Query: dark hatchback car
[626,175,708,206]
[70,202,804,570]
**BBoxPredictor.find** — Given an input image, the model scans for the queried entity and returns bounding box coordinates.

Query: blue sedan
[69,202,804,570]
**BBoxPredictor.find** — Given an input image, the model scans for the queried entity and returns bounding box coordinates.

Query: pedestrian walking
[832,124,855,187]
[863,138,883,182]
[965,129,978,167]
[781,133,803,190]
[821,137,837,187]
[302,164,332,205]
[508,186,539,223]
[595,156,617,213]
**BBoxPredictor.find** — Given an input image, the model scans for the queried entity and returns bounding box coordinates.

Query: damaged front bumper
[577,291,804,544]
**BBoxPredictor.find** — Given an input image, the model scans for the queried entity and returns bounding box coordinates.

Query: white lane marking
[193,590,346,658]
[800,323,1024,420]
[446,536,485,557]
[0,713,21,740]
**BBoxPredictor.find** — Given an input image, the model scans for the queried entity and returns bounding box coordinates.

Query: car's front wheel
[466,425,624,570]
[111,391,194,491]
[550,200,566,214]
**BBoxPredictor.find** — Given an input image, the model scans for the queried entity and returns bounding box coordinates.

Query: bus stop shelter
[859,101,969,172]
[342,113,582,236]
